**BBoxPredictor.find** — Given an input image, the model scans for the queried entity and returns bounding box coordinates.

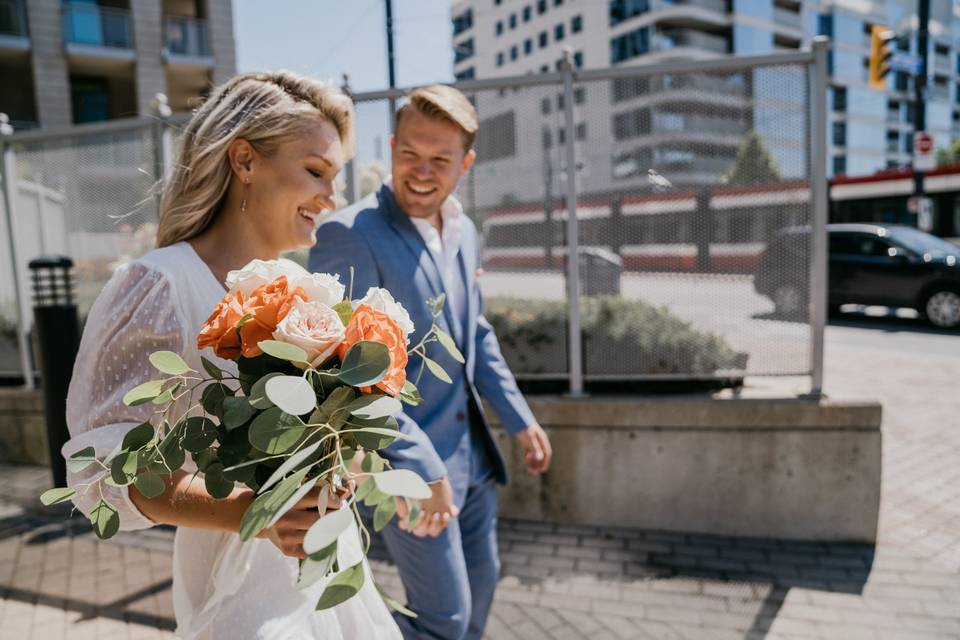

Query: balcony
[0,0,29,52]
[62,2,134,64]
[655,29,729,55]
[163,15,211,63]
[773,7,802,30]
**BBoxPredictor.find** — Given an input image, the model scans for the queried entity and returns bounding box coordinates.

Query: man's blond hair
[395,84,478,152]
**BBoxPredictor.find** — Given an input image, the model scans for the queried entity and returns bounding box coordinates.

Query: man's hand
[516,423,552,474]
[395,476,459,538]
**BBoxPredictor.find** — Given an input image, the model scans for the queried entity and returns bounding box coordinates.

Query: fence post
[561,48,584,397]
[341,75,361,205]
[0,115,34,389]
[809,36,830,397]
[151,94,173,192]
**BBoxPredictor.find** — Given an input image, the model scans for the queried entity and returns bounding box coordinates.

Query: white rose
[225,259,305,296]
[354,287,415,338]
[272,298,345,369]
[290,272,345,308]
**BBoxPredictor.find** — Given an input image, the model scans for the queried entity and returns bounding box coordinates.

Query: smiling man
[308,85,552,640]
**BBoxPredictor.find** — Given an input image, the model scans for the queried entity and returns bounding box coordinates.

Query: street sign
[914,131,936,171]
[889,53,922,75]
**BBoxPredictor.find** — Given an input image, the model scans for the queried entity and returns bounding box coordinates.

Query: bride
[62,71,403,639]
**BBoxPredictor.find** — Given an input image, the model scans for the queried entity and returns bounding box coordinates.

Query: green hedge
[485,296,748,376]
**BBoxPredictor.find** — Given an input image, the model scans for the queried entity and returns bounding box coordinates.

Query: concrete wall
[26,0,72,127]
[492,394,882,543]
[0,390,48,466]
[131,0,167,116]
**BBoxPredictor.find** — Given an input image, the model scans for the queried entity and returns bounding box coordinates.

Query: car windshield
[886,227,960,258]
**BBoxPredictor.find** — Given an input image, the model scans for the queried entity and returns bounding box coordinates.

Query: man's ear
[227,138,256,183]
[461,148,476,176]
[389,135,396,151]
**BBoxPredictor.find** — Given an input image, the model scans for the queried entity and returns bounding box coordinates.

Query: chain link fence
[1,44,828,394]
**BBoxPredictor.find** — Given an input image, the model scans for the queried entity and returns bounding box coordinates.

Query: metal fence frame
[347,38,831,396]
[0,40,830,395]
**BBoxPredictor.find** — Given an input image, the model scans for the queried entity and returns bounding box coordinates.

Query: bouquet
[41,259,464,613]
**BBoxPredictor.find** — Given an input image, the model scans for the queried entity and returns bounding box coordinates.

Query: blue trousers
[367,476,500,640]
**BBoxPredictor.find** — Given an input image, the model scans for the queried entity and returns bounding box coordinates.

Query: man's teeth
[299,208,319,221]
[408,183,435,194]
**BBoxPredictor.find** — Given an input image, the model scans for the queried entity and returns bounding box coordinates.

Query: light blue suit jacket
[308,184,534,487]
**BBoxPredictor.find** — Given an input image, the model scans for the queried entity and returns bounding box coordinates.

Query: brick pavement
[0,323,958,639]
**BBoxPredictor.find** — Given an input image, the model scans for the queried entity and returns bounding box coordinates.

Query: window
[524,38,532,54]
[610,0,649,27]
[555,23,565,41]
[832,121,846,147]
[495,0,501,4]
[574,51,583,68]
[575,122,587,140]
[832,154,846,175]
[523,6,532,21]
[886,129,899,153]
[509,13,517,29]
[557,127,565,145]
[537,0,547,14]
[539,31,548,47]
[572,15,582,33]
[554,0,563,5]
[496,21,503,36]
[817,13,833,37]
[612,76,651,101]
[895,71,909,92]
[476,111,517,161]
[452,9,473,36]
[830,234,891,258]
[455,67,475,81]
[455,38,474,64]
[540,64,549,73]
[610,27,650,64]
[542,127,552,149]
[510,45,518,61]
[574,87,585,104]
[832,86,846,112]
[497,52,504,67]
[541,97,551,114]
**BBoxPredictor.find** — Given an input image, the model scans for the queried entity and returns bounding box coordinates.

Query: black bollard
[29,256,80,488]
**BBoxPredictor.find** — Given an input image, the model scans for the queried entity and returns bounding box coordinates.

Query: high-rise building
[0,0,236,130]
[450,0,958,200]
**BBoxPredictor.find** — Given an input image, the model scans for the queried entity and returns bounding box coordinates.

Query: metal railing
[62,2,132,49]
[164,15,210,57]
[0,0,27,37]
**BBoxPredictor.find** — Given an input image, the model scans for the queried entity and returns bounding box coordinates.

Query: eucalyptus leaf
[363,486,390,507]
[109,451,138,486]
[151,422,186,473]
[319,386,355,419]
[90,499,120,539]
[40,487,75,506]
[399,380,422,406]
[204,463,235,499]
[248,407,307,455]
[121,422,155,452]
[315,561,365,611]
[361,451,385,474]
[297,542,338,590]
[151,386,175,405]
[423,356,452,384]
[265,375,317,416]
[66,446,97,473]
[352,478,375,503]
[372,469,432,500]
[342,426,412,442]
[193,448,218,472]
[238,467,311,541]
[201,382,232,417]
[406,500,422,531]
[249,372,283,410]
[429,293,446,316]
[149,351,191,375]
[181,417,218,453]
[222,396,256,430]
[259,440,323,494]
[376,582,418,618]
[345,416,398,450]
[373,497,397,532]
[264,477,318,530]
[122,379,163,406]
[258,340,308,363]
[338,341,390,387]
[201,355,223,380]
[134,473,165,498]
[303,506,354,555]
[345,394,401,420]
[434,326,465,364]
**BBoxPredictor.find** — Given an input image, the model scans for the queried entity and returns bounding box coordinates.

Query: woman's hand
[256,483,349,559]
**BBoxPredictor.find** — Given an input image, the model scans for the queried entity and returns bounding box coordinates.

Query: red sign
[915,132,934,154]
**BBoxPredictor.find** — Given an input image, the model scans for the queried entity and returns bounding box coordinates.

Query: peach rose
[336,304,408,396]
[239,276,306,358]
[273,298,345,369]
[197,290,246,360]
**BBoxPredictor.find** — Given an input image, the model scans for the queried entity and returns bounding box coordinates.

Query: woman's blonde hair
[156,71,356,248]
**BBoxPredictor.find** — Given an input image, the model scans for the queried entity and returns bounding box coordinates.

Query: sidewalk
[1,328,959,639]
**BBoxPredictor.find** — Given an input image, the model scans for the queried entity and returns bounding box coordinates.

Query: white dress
[63,242,402,640]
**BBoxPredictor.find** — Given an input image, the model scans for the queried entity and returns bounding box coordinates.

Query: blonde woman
[62,72,403,639]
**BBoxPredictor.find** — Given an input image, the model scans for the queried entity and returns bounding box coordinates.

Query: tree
[936,139,960,167]
[722,129,782,185]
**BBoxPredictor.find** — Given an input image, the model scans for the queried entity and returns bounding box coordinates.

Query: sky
[232,0,456,164]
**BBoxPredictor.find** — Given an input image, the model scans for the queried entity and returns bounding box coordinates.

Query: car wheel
[773,283,805,317]
[923,289,960,329]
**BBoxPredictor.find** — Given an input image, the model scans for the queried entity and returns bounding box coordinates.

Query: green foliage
[485,296,747,376]
[338,341,390,387]
[40,487,76,506]
[936,139,960,167]
[722,129,782,185]
[315,562,365,611]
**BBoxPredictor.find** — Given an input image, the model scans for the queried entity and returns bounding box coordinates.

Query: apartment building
[0,0,236,129]
[450,0,959,207]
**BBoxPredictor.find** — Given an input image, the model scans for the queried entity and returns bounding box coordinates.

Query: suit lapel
[459,225,479,370]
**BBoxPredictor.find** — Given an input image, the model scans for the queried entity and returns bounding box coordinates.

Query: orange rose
[239,276,306,358]
[337,304,408,396]
[197,290,246,360]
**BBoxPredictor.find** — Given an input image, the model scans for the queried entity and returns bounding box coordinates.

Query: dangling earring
[241,179,250,213]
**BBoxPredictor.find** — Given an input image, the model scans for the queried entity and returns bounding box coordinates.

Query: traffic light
[868,25,895,90]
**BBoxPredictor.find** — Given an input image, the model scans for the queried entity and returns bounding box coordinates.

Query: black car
[754,223,960,328]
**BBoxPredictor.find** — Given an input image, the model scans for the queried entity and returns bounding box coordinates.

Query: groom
[309,85,551,640]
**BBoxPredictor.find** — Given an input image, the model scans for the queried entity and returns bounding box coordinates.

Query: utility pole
[913,0,929,211]
[385,0,397,130]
